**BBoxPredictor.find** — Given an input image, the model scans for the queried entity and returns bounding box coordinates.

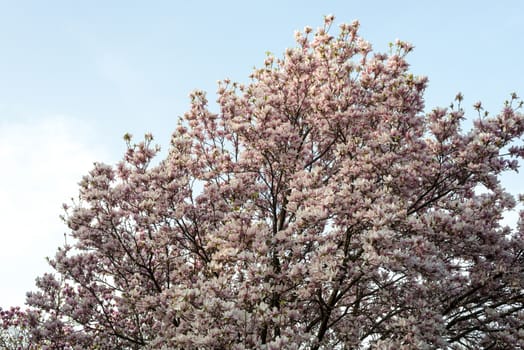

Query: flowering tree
[3,16,524,349]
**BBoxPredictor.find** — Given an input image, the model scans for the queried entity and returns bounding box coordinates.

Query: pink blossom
[2,16,524,350]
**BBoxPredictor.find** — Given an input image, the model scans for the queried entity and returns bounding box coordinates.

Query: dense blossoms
[2,16,524,349]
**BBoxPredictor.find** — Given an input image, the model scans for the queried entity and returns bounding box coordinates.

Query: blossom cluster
[2,15,524,349]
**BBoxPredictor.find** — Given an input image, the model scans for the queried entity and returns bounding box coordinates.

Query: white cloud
[0,116,107,309]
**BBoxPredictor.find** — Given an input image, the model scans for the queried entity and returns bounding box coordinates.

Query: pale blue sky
[1,1,523,308]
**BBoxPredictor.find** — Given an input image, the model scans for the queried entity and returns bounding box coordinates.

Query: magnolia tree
[2,16,524,349]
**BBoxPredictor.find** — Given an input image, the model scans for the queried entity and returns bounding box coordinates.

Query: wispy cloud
[0,116,107,308]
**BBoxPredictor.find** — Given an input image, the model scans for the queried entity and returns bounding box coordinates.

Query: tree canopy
[2,16,524,349]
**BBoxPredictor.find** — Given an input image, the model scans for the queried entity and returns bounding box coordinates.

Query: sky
[0,1,523,309]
